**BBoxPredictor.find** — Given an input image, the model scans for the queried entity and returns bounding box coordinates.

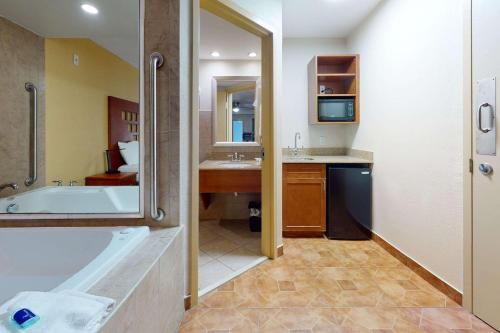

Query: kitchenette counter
[282,155,372,164]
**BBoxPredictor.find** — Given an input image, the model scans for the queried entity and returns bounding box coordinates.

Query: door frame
[463,0,472,311]
[190,0,277,307]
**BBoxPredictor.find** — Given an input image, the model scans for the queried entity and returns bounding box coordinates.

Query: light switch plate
[73,53,79,66]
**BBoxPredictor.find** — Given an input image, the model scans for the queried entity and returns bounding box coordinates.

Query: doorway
[465,0,500,330]
[190,0,276,306]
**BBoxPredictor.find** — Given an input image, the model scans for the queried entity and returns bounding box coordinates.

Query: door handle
[149,52,165,222]
[478,103,494,133]
[479,163,493,175]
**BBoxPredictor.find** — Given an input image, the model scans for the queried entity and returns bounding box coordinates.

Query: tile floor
[182,237,497,332]
[199,220,264,292]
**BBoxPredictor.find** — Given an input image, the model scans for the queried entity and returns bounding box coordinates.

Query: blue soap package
[11,308,40,329]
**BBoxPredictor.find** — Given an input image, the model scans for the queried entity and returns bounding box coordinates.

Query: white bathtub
[0,226,150,305]
[0,186,139,214]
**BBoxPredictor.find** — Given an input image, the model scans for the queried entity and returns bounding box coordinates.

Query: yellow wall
[45,39,139,184]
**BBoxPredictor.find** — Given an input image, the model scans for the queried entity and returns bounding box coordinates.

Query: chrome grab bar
[149,52,165,222]
[478,102,494,133]
[25,82,38,186]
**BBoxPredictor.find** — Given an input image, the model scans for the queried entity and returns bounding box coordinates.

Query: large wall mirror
[212,76,261,146]
[0,0,142,216]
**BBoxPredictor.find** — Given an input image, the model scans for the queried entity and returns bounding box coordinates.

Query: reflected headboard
[108,96,140,171]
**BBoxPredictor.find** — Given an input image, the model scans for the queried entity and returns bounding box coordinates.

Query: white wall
[346,0,464,291]
[199,59,261,111]
[282,38,349,148]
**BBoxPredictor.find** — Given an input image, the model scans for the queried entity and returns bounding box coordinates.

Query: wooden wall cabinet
[282,164,326,237]
[308,55,360,124]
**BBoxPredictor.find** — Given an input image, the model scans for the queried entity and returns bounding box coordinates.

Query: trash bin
[248,201,261,232]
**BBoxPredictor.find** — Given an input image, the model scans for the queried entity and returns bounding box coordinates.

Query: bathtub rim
[0,226,152,308]
[0,186,141,216]
[0,187,144,219]
[53,226,151,292]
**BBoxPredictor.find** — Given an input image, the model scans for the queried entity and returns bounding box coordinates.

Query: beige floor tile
[237,308,281,328]
[217,281,234,292]
[200,236,240,259]
[178,320,207,333]
[183,238,483,333]
[347,307,398,330]
[196,308,245,330]
[199,227,220,246]
[278,280,296,291]
[217,246,264,271]
[198,260,234,291]
[420,308,472,330]
[275,308,321,330]
[201,290,247,308]
[199,249,214,267]
[337,279,358,290]
[259,318,289,333]
[198,220,265,293]
[401,290,446,307]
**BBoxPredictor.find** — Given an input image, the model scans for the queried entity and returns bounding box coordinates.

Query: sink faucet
[0,183,18,192]
[227,152,245,162]
[291,132,302,156]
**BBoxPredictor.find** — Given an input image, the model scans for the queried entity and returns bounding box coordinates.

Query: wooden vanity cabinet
[282,163,326,237]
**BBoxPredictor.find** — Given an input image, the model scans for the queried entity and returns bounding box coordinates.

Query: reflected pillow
[118,141,139,165]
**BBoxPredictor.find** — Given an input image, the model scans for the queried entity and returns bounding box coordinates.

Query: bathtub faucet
[0,183,19,192]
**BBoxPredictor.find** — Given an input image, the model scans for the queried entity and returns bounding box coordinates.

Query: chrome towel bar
[149,52,165,222]
[25,82,38,187]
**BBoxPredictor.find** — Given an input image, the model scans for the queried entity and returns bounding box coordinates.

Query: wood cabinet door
[283,164,326,236]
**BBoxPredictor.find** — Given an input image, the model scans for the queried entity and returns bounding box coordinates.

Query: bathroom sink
[217,162,254,169]
[288,156,315,161]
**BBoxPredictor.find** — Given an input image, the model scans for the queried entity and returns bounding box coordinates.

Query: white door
[472,0,500,330]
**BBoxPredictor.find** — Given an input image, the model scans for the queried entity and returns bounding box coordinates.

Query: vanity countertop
[199,159,262,170]
[282,155,372,164]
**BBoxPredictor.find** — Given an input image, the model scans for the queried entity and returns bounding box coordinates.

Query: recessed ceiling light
[210,51,220,57]
[248,52,257,58]
[81,4,99,15]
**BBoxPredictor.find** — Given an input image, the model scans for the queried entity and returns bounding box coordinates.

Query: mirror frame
[211,75,261,147]
[1,0,145,220]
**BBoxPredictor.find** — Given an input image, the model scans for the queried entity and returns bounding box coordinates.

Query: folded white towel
[0,290,115,333]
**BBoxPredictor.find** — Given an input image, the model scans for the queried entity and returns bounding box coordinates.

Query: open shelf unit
[308,55,360,124]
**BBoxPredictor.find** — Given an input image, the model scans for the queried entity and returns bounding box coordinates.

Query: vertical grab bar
[25,82,37,186]
[149,52,165,221]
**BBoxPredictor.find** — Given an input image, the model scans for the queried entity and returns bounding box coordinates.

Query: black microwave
[318,98,355,122]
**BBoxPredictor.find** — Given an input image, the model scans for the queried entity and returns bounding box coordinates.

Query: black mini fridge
[326,164,372,240]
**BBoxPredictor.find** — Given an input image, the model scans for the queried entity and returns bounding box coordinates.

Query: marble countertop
[199,159,262,170]
[282,155,372,164]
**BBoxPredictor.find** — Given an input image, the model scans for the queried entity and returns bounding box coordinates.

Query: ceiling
[200,10,261,60]
[232,89,256,114]
[0,0,139,67]
[283,0,382,38]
